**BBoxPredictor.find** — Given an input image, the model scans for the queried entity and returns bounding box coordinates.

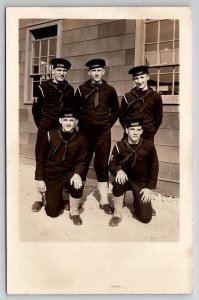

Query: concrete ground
[19,163,179,242]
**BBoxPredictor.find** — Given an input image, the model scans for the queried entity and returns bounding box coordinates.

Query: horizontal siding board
[159,161,179,182]
[62,19,115,31]
[160,112,179,129]
[109,65,133,81]
[155,129,179,146]
[65,50,126,70]
[156,180,179,198]
[109,34,135,51]
[156,145,179,164]
[125,20,136,34]
[19,74,24,86]
[163,105,180,113]
[19,144,35,158]
[19,28,26,40]
[19,132,29,145]
[19,51,26,63]
[125,48,135,65]
[19,121,37,134]
[28,133,37,146]
[98,20,126,38]
[111,125,124,141]
[19,63,25,75]
[62,25,98,44]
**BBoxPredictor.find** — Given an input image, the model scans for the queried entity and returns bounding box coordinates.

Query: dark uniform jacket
[109,138,159,189]
[35,128,87,182]
[75,79,119,129]
[32,79,74,130]
[120,87,163,139]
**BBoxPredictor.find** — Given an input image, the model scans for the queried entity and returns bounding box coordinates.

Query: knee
[70,186,83,198]
[139,213,152,224]
[45,207,60,218]
[112,182,125,197]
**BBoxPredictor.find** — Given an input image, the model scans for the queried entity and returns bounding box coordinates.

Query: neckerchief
[48,80,69,110]
[120,137,143,168]
[48,128,77,162]
[127,88,152,112]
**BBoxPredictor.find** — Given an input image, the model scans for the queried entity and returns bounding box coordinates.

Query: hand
[70,173,82,189]
[37,180,47,193]
[116,170,128,185]
[140,188,152,203]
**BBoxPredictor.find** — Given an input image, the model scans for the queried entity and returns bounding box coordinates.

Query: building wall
[18,19,180,197]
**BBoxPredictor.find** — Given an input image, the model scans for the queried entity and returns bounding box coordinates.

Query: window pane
[159,74,173,95]
[145,22,158,43]
[159,42,173,64]
[32,58,39,65]
[40,57,47,74]
[175,20,179,39]
[49,38,57,55]
[175,41,179,49]
[149,67,158,74]
[148,73,158,91]
[159,42,173,50]
[32,65,39,74]
[160,66,173,73]
[41,40,48,56]
[160,20,174,41]
[174,73,179,95]
[32,41,40,57]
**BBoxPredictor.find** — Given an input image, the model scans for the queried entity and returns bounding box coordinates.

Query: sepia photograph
[6,7,192,294]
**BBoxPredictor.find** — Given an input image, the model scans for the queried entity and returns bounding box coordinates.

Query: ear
[125,128,129,135]
[146,74,150,81]
[88,70,91,76]
[75,119,78,126]
[140,128,143,135]
[59,118,62,125]
[102,69,105,75]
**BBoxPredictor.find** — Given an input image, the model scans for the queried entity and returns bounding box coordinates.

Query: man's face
[59,117,78,132]
[126,126,143,144]
[134,73,150,91]
[88,67,105,83]
[52,67,68,83]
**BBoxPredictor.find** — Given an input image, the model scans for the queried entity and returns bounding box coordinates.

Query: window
[144,19,179,99]
[30,25,57,100]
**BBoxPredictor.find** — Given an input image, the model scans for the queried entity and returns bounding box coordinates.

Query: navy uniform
[75,59,119,214]
[109,120,159,226]
[35,109,87,224]
[120,65,163,141]
[32,58,75,159]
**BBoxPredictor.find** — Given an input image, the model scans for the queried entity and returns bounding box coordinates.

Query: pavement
[19,163,179,242]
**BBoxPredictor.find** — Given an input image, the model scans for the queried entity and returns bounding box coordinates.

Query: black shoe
[32,201,43,212]
[109,216,121,227]
[63,200,70,211]
[69,214,82,225]
[152,207,156,216]
[99,204,113,215]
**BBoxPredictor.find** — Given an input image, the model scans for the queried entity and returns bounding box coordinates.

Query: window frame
[135,19,179,105]
[23,20,62,104]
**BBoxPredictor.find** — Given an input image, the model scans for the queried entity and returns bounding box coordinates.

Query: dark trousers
[112,179,152,223]
[45,171,83,218]
[80,128,111,182]
[35,129,48,160]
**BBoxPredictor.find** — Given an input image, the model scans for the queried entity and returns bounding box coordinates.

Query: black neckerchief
[120,137,143,168]
[127,88,152,112]
[48,128,77,162]
[48,80,69,109]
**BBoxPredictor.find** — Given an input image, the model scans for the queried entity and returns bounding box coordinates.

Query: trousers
[112,179,152,223]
